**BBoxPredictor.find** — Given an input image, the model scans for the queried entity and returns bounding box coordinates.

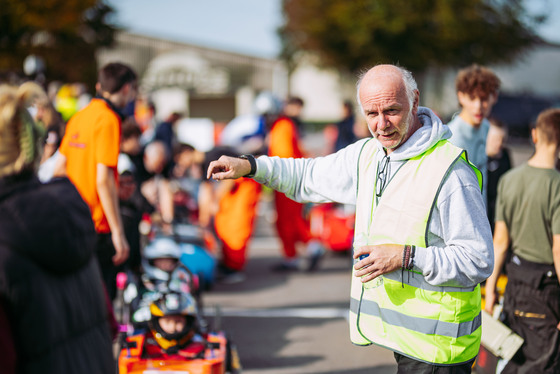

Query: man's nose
[378,114,389,130]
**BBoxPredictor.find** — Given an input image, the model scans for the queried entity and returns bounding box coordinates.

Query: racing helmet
[149,291,198,352]
[142,237,182,283]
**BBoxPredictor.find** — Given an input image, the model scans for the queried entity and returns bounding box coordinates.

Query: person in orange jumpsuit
[268,97,323,272]
[197,146,262,283]
[214,178,261,279]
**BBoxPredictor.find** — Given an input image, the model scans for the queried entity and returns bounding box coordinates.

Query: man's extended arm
[484,221,510,314]
[208,139,366,205]
[97,163,129,265]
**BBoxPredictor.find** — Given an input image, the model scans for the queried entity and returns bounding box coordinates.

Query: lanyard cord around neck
[375,154,390,205]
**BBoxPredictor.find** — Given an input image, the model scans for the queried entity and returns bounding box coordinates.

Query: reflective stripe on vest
[349,139,483,365]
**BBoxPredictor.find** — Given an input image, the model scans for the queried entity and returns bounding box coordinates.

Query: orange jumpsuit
[268,116,312,259]
[214,178,262,271]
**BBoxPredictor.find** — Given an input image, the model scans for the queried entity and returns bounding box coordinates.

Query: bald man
[207,64,492,373]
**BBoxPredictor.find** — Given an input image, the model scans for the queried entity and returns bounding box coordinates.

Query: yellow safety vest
[349,139,483,365]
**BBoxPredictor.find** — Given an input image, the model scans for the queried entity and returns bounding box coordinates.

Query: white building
[97,32,287,123]
[99,31,560,132]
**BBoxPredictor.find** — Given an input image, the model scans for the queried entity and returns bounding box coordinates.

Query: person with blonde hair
[0,82,45,176]
[0,82,114,373]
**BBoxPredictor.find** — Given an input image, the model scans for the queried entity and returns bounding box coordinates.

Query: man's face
[457,92,497,127]
[176,150,194,170]
[114,81,138,109]
[486,125,506,157]
[127,81,138,103]
[284,103,303,118]
[359,69,418,153]
[121,135,141,156]
[118,174,136,200]
[145,152,166,174]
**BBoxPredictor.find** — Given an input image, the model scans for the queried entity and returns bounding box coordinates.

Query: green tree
[279,0,547,75]
[0,0,118,88]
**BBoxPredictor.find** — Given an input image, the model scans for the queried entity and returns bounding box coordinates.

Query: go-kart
[118,329,238,374]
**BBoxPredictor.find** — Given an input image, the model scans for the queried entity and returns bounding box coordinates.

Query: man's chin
[377,133,398,145]
[379,140,400,151]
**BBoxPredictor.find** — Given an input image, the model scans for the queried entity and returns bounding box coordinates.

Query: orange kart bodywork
[309,203,355,252]
[118,333,228,374]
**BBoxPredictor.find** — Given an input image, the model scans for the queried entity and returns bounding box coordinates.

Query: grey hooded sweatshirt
[253,107,493,287]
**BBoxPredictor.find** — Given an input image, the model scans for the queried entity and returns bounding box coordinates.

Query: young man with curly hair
[448,64,501,206]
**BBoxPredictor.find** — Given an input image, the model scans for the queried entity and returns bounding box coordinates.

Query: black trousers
[394,353,474,374]
[501,257,560,373]
[95,232,117,300]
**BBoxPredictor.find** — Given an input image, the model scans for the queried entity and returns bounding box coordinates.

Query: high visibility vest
[349,139,483,365]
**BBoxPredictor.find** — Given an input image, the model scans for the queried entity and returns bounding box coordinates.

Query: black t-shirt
[128,147,173,186]
[487,148,511,228]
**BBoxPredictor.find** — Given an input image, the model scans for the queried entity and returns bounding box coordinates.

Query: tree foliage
[0,0,118,87]
[279,0,547,74]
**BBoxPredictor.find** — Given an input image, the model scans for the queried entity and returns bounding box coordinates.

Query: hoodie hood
[372,107,452,162]
[0,176,96,274]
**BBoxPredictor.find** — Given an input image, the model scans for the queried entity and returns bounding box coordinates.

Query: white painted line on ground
[203,307,349,320]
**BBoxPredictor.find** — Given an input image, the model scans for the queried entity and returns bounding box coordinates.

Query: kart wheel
[225,339,242,374]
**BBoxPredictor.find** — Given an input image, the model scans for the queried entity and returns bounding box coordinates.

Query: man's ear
[412,90,420,115]
[531,127,538,145]
[95,82,101,94]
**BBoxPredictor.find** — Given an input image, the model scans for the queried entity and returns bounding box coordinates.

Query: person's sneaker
[306,240,326,272]
[217,264,246,284]
[270,259,300,272]
[219,271,246,284]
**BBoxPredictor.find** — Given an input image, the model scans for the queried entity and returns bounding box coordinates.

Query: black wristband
[239,154,256,178]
